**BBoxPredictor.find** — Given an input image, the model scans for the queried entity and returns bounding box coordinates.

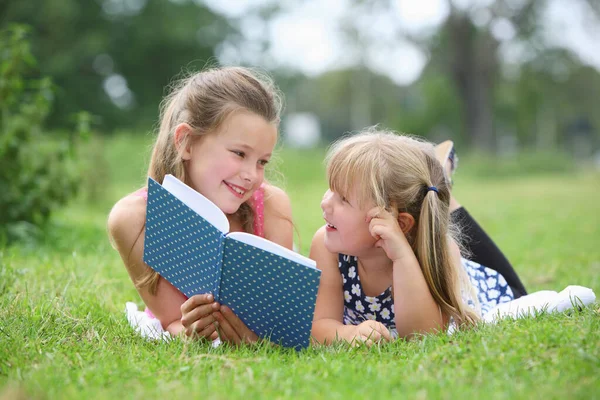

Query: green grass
[1,135,599,399]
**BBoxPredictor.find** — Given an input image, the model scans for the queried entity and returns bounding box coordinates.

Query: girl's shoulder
[260,183,294,249]
[261,183,292,220]
[261,183,289,206]
[107,190,147,253]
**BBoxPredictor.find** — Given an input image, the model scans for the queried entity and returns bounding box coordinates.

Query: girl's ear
[397,212,415,235]
[174,123,194,160]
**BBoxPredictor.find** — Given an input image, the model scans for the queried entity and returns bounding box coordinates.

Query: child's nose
[320,190,333,212]
[241,164,258,183]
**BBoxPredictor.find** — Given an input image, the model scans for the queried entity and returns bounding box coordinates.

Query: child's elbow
[107,203,126,250]
[107,196,146,252]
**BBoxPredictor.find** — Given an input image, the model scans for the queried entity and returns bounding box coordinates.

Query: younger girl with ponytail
[311,129,514,345]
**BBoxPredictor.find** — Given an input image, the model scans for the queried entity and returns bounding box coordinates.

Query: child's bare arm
[309,227,379,344]
[366,207,447,338]
[391,252,447,338]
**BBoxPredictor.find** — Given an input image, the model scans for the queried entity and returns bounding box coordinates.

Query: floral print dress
[338,253,514,336]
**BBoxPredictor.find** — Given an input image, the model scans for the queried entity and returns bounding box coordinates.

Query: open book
[143,175,321,349]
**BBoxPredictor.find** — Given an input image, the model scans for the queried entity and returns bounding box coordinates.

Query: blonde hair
[139,66,283,293]
[326,128,479,328]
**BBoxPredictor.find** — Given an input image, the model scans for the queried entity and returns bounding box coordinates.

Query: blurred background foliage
[2,0,599,148]
[0,25,91,243]
[1,0,232,131]
[1,0,599,239]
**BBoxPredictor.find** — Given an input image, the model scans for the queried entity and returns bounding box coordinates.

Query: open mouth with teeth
[224,181,248,198]
[325,222,337,231]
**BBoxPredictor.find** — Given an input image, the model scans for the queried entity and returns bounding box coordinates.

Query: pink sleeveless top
[135,184,266,318]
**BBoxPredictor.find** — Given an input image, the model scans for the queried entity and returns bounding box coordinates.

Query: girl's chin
[324,236,365,257]
[221,204,243,215]
[323,236,342,254]
[214,198,243,215]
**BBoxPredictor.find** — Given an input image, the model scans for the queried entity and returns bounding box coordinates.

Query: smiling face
[320,187,378,256]
[182,110,278,214]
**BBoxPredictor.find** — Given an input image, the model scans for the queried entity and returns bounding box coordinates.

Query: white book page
[227,231,317,269]
[162,174,229,234]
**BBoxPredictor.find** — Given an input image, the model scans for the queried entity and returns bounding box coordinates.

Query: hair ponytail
[414,176,479,327]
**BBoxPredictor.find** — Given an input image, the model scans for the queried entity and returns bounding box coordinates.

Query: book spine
[212,234,226,302]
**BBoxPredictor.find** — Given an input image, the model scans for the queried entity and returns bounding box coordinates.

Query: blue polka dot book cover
[143,175,321,349]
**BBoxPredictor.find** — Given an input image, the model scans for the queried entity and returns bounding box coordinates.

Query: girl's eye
[340,195,353,207]
[231,150,245,158]
[258,159,269,167]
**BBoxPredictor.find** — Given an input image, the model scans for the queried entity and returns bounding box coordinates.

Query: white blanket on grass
[125,302,172,341]
[125,285,596,341]
[481,285,596,323]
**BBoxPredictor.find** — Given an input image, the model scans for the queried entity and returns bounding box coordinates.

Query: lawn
[1,134,599,399]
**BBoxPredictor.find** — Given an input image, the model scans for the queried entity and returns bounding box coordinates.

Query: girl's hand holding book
[214,306,259,345]
[180,294,259,345]
[180,294,220,340]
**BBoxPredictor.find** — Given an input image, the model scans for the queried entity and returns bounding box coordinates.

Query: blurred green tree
[423,0,600,151]
[0,0,234,131]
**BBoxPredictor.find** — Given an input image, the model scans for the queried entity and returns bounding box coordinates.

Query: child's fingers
[180,294,214,314]
[369,222,390,243]
[366,207,381,220]
[351,334,373,347]
[358,322,391,344]
[186,314,216,336]
[213,315,229,342]
[358,325,380,340]
[180,302,219,328]
[366,207,384,223]
[359,335,378,347]
[369,222,383,237]
[369,216,403,244]
[214,310,242,344]
[371,322,392,342]
[377,326,392,341]
[221,306,259,343]
[191,321,217,339]
[366,207,394,222]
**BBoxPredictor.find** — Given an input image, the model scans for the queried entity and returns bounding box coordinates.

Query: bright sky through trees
[205,0,600,85]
